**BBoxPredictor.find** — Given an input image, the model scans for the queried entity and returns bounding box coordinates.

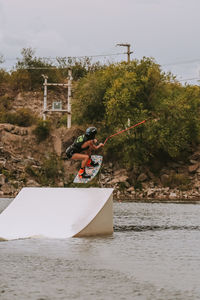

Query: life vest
[72,135,89,153]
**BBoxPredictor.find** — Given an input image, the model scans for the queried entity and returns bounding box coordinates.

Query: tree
[12,47,63,90]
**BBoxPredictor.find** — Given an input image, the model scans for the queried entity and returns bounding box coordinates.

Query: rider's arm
[91,140,104,150]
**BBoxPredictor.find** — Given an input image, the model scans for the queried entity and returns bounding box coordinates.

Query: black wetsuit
[66,135,90,159]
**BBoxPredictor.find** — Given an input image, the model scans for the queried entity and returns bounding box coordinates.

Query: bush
[33,120,51,142]
[163,173,191,190]
[0,95,12,111]
[10,69,31,91]
[26,153,63,185]
[0,69,10,84]
[56,115,68,128]
[0,108,35,127]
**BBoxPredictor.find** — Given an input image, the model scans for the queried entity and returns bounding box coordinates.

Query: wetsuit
[65,135,90,159]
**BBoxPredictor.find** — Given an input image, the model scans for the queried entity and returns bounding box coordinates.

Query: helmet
[85,127,97,140]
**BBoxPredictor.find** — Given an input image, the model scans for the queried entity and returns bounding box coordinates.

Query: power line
[179,77,200,82]
[3,52,126,61]
[162,58,200,67]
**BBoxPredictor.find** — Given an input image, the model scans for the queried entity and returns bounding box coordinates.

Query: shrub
[10,70,31,91]
[163,173,191,190]
[56,115,68,128]
[0,108,35,126]
[26,154,63,185]
[0,95,12,111]
[0,69,10,84]
[33,120,51,142]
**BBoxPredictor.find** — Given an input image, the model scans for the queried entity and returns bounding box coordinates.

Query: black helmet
[85,127,97,139]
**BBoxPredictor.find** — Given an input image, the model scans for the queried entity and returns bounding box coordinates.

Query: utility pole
[41,71,73,128]
[42,74,48,121]
[116,43,133,63]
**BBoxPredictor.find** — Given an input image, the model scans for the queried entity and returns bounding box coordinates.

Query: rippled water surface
[1,199,200,299]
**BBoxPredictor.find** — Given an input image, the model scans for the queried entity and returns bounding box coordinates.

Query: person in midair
[65,127,104,178]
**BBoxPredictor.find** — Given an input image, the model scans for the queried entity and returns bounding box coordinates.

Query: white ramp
[0,187,113,240]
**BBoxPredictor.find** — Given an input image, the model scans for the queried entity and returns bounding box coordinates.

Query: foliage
[56,115,68,128]
[163,173,191,190]
[26,153,63,185]
[11,48,63,90]
[0,69,10,85]
[56,56,103,80]
[0,95,12,111]
[6,48,103,91]
[73,69,109,124]
[33,119,51,142]
[0,108,36,127]
[73,58,200,167]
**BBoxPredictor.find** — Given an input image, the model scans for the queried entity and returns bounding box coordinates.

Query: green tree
[12,47,63,90]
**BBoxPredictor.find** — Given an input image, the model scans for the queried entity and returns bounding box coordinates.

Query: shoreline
[1,196,200,205]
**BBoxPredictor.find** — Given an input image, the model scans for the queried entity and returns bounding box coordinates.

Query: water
[1,199,200,300]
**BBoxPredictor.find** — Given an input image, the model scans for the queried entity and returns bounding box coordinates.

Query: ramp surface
[0,187,113,240]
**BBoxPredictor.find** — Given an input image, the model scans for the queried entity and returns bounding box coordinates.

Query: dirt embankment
[0,123,83,197]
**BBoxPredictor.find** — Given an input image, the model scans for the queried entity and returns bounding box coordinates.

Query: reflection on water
[1,199,200,299]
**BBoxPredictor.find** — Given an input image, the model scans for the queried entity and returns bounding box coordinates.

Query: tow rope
[103,120,146,145]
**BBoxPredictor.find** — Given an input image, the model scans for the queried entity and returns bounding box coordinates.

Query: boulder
[190,159,198,164]
[190,151,200,161]
[0,159,6,168]
[114,169,128,177]
[109,175,129,184]
[127,186,135,193]
[137,173,147,182]
[169,192,177,199]
[188,163,199,173]
[26,180,40,187]
[0,174,6,186]
[1,183,15,195]
[147,189,156,197]
[160,174,169,185]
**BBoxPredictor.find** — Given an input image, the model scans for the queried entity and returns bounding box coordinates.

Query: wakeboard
[73,155,103,184]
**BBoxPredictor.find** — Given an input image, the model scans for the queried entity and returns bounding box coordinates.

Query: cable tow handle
[103,120,146,146]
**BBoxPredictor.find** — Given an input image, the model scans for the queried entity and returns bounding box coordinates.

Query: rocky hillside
[1,91,200,201]
[0,123,82,197]
[1,121,200,201]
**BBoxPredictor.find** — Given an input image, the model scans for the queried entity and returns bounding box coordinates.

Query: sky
[0,0,200,84]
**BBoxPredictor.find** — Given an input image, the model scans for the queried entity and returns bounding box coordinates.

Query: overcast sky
[0,0,200,84]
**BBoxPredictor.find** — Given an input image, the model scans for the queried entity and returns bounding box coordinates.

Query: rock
[114,169,128,177]
[169,192,177,199]
[137,173,147,182]
[124,181,130,188]
[127,186,134,193]
[109,175,129,184]
[147,189,156,197]
[0,159,6,168]
[160,174,169,185]
[26,180,40,187]
[188,163,199,173]
[190,159,198,164]
[160,168,170,175]
[52,134,62,156]
[190,151,200,161]
[0,174,6,186]
[1,184,15,195]
[147,170,155,180]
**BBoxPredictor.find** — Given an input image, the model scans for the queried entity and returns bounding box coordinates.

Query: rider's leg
[71,153,91,178]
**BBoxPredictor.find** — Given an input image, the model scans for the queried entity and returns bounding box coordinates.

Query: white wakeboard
[73,155,103,184]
